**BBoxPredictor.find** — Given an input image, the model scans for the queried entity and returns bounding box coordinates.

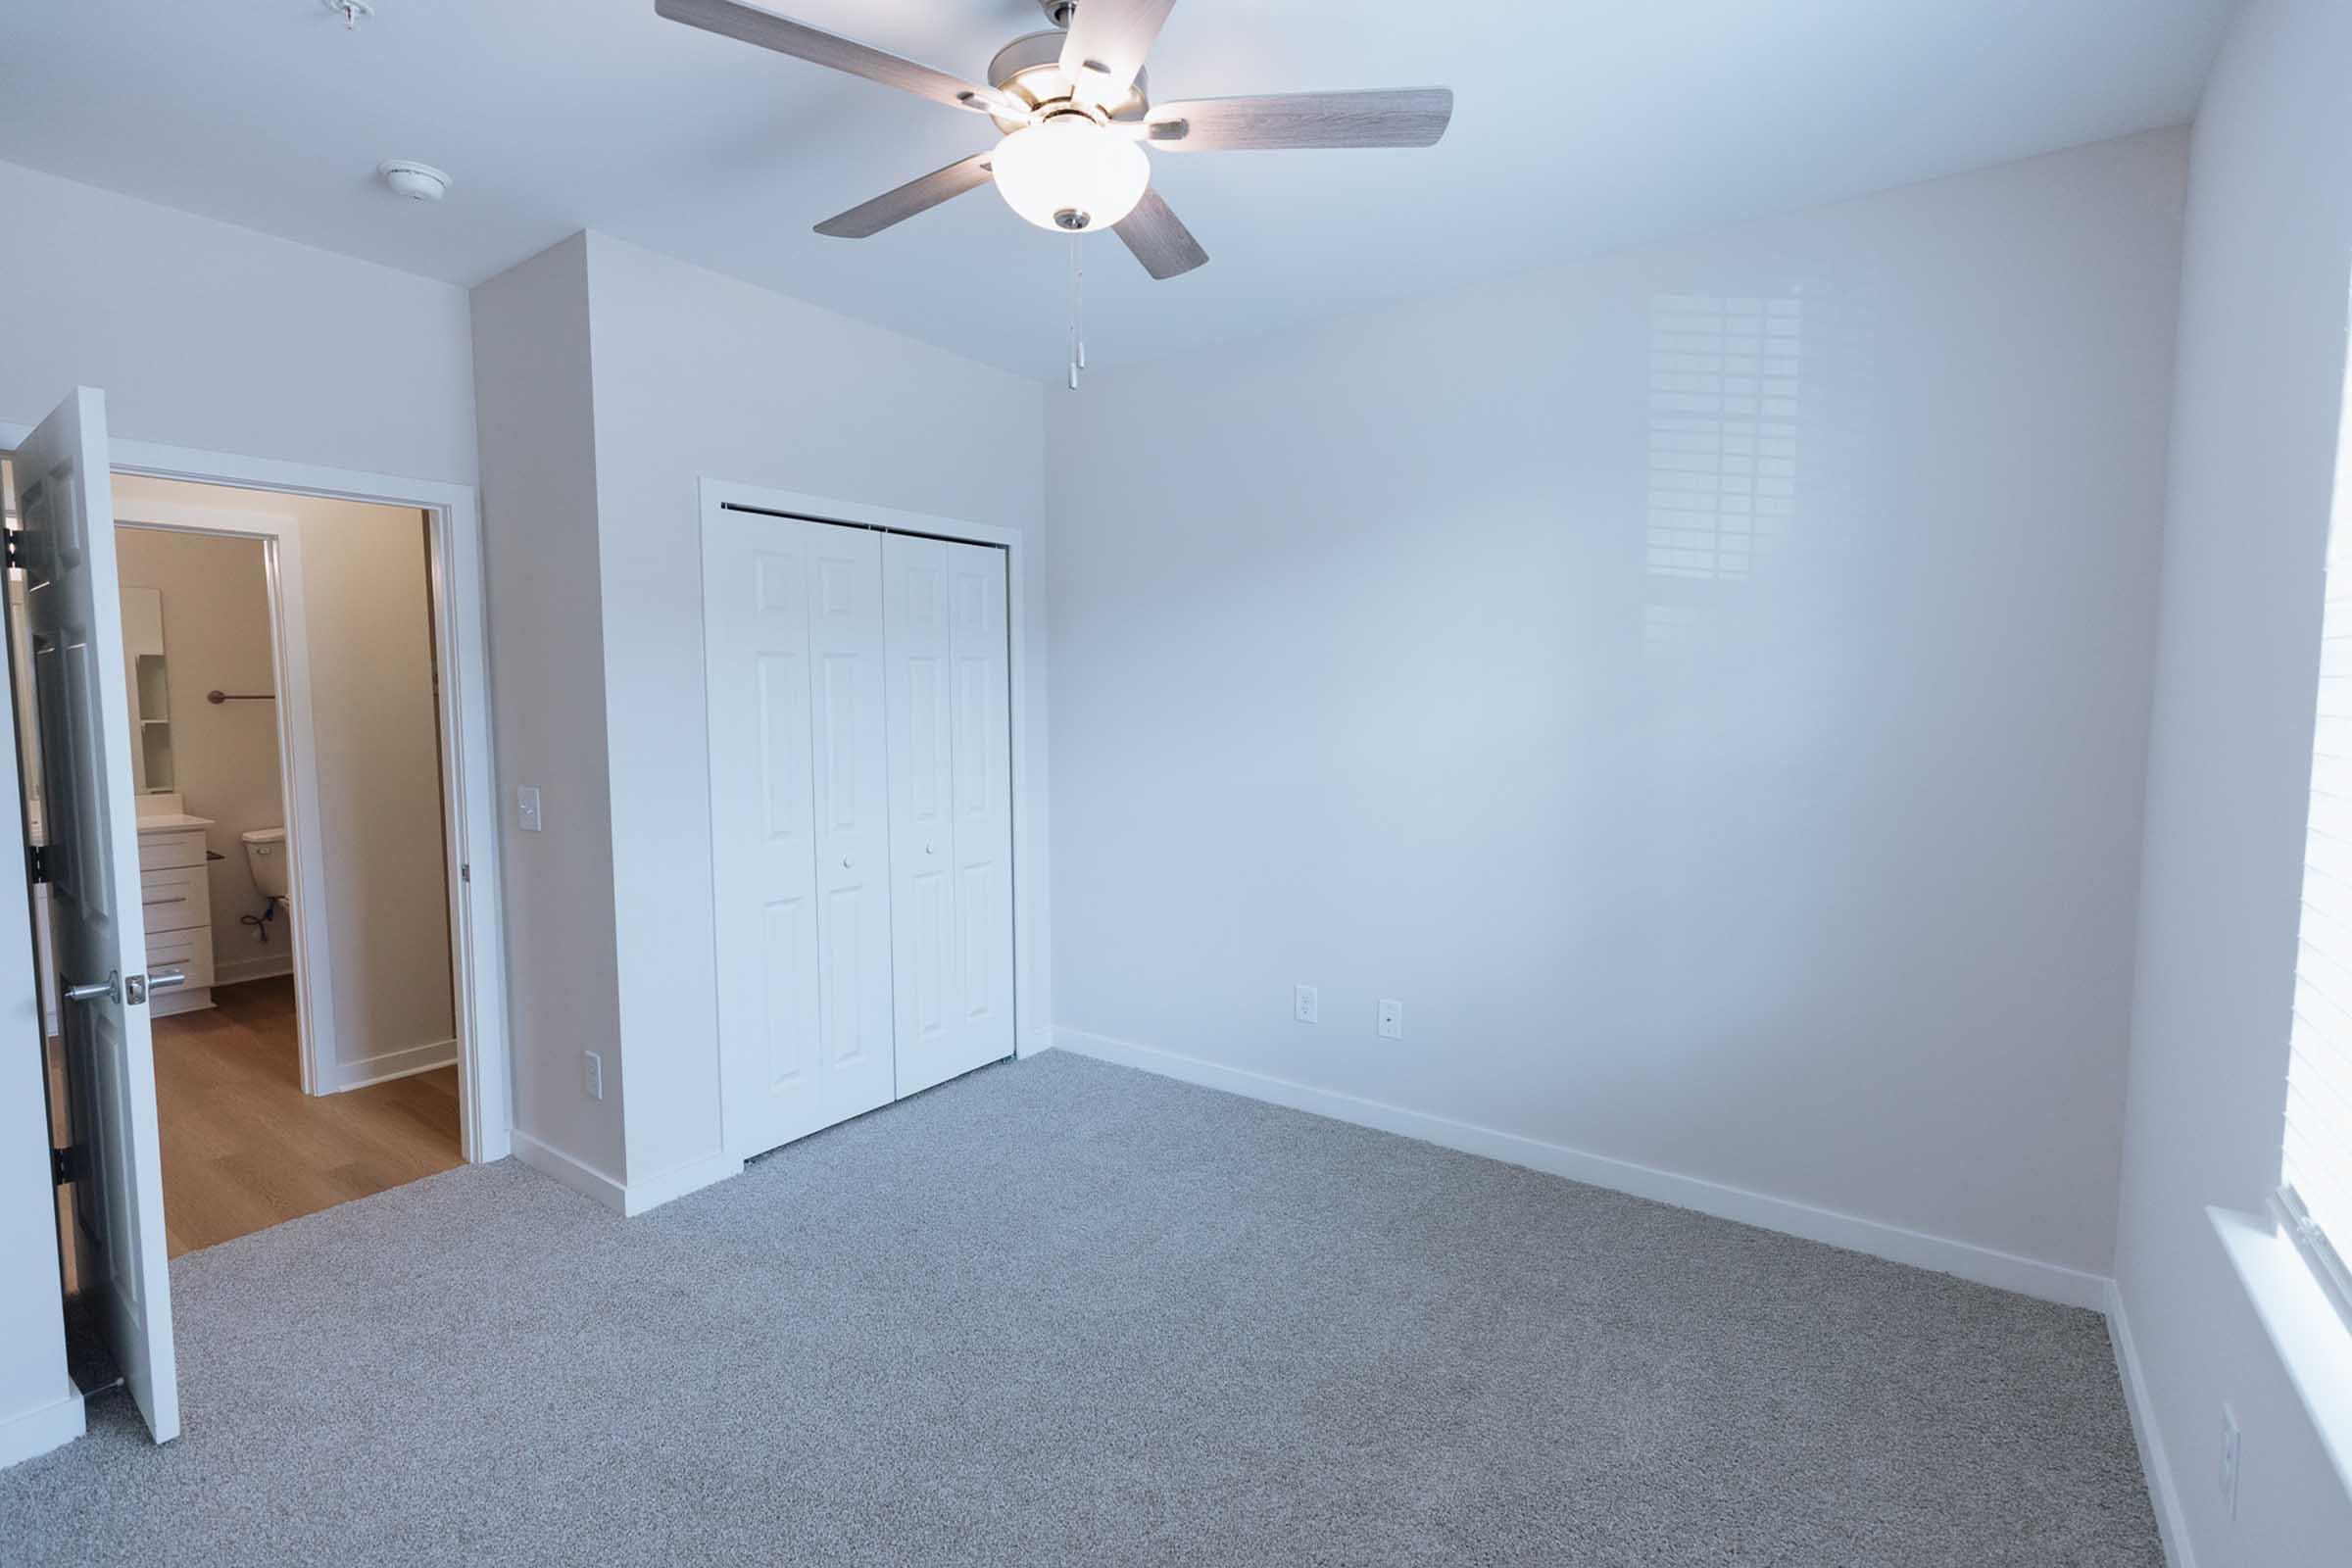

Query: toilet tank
[241,827,289,900]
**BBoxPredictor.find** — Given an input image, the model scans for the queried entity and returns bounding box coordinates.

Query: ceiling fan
[654,0,1455,281]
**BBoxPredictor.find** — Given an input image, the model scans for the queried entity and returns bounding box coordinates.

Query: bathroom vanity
[134,795,215,1017]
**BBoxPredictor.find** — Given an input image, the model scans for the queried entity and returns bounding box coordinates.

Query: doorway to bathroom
[31,474,466,1256]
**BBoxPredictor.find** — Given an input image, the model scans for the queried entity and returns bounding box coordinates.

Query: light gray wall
[294,495,457,1074]
[0,158,473,484]
[2115,0,2352,1556]
[469,235,627,1182]
[579,231,1049,1184]
[1048,130,2187,1282]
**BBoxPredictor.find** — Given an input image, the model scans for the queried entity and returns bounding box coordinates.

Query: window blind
[2286,532,2352,1299]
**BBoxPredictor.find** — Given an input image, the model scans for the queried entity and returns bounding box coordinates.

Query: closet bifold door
[883,534,1016,1098]
[705,514,896,1158]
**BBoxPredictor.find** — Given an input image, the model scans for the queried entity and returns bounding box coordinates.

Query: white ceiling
[1,1,2235,380]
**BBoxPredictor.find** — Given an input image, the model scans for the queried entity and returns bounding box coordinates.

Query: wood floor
[147,978,462,1256]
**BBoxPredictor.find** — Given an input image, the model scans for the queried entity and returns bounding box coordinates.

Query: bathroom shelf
[122,589,175,795]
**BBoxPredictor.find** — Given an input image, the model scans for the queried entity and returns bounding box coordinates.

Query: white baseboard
[214,953,295,987]
[510,1132,741,1218]
[512,1129,627,1214]
[622,1149,742,1216]
[0,1388,84,1472]
[1055,1026,2114,1311]
[323,1037,458,1093]
[2107,1281,2196,1568]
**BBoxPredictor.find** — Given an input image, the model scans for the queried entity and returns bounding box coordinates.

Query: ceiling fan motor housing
[987,29,1148,131]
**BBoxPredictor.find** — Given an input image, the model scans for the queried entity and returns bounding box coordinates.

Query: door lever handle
[122,969,183,1006]
[63,971,118,1004]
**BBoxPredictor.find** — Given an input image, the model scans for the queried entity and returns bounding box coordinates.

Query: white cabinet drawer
[142,925,215,992]
[138,830,208,872]
[139,863,209,936]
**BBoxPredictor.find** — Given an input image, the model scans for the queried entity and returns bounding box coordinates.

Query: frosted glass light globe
[991,116,1149,233]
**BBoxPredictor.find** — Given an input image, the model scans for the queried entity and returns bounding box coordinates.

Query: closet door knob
[841,857,854,869]
[925,843,935,856]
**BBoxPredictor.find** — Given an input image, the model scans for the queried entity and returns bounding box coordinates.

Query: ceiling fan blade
[1145,88,1453,151]
[656,0,1025,120]
[1112,189,1208,280]
[814,153,996,238]
[1059,0,1176,110]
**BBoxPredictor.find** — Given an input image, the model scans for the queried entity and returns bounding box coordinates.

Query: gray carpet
[2,1051,2160,1566]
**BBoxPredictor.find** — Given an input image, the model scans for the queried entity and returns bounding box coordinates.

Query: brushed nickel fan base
[987,30,1149,133]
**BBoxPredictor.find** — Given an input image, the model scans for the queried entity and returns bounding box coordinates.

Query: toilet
[241,826,289,908]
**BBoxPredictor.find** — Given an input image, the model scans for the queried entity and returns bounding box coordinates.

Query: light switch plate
[1378,1000,1403,1040]
[517,785,543,833]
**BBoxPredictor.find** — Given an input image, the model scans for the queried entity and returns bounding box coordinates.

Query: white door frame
[3,423,514,1163]
[698,478,1048,1075]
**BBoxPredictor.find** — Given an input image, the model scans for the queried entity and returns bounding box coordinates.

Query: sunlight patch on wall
[1646,293,1800,580]
[1644,292,1802,655]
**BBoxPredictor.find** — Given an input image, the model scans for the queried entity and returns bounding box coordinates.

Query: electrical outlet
[517,785,544,833]
[2220,1404,2241,1519]
[582,1050,604,1102]
[1295,984,1319,1024]
[1378,999,1403,1040]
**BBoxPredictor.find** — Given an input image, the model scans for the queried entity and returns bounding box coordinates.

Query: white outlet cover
[582,1050,604,1101]
[517,785,543,832]
[1295,984,1318,1024]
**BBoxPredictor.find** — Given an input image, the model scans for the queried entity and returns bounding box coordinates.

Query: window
[2284,449,2352,1320]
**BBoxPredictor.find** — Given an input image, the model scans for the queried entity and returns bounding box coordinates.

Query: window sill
[2209,1204,2352,1495]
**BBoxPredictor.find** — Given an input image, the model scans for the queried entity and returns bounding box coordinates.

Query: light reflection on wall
[1644,292,1802,652]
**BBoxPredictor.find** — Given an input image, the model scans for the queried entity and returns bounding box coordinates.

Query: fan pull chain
[1067,234,1086,391]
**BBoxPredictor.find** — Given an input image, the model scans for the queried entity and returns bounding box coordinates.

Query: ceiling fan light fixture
[990,116,1148,233]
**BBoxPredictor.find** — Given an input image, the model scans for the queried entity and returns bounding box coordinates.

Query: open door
[11,387,179,1443]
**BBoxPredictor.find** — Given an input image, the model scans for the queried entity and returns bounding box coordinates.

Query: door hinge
[460,862,470,884]
[51,1146,72,1187]
[24,844,45,884]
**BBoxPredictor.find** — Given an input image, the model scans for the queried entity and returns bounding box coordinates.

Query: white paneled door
[705,511,1014,1160]
[884,535,1015,1098]
[704,513,896,1156]
[13,388,180,1441]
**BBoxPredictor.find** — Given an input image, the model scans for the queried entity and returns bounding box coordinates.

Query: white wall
[111,525,286,971]
[469,235,628,1186]
[0,158,474,485]
[109,478,458,1078]
[578,232,1049,1186]
[2114,0,2352,1559]
[1049,130,2188,1293]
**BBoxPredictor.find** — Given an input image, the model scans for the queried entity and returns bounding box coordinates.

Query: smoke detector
[377,160,450,202]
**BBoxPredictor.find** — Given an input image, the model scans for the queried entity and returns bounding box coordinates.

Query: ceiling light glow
[990,116,1148,233]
